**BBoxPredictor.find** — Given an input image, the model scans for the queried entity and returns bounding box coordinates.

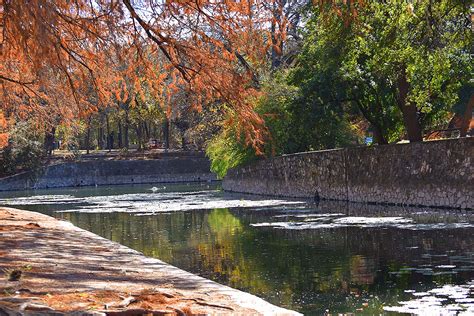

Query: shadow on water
[0,183,473,315]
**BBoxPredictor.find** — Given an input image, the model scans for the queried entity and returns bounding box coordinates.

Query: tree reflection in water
[3,185,473,315]
[55,207,474,315]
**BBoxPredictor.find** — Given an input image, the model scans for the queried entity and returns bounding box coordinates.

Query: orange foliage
[1,0,336,151]
[0,111,7,148]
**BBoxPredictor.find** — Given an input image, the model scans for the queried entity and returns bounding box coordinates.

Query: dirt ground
[0,207,300,316]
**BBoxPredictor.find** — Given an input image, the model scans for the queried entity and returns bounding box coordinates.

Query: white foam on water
[384,282,474,315]
[273,213,345,219]
[436,265,457,269]
[334,216,413,225]
[0,190,305,214]
[251,216,474,231]
[250,222,342,230]
[0,194,83,205]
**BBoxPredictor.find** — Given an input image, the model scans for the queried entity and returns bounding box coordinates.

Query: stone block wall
[223,138,473,209]
[0,157,217,191]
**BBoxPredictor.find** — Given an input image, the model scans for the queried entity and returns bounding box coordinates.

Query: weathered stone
[223,138,473,210]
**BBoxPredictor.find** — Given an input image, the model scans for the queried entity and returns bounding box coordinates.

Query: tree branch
[122,0,190,82]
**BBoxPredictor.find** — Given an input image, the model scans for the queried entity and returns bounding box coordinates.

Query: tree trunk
[118,120,123,148]
[396,69,423,142]
[109,131,114,150]
[355,100,388,145]
[124,113,130,149]
[44,126,56,156]
[106,113,111,152]
[98,127,105,150]
[460,94,474,137]
[162,118,170,149]
[85,117,91,154]
[372,125,388,145]
[144,121,150,140]
[96,127,99,150]
[136,124,143,151]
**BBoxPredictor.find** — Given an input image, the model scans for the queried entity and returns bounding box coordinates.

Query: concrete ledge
[0,207,300,315]
[223,138,473,209]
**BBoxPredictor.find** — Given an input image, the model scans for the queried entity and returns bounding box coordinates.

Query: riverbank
[0,207,300,315]
[0,151,217,191]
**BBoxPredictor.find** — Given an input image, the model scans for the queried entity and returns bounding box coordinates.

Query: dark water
[0,184,473,315]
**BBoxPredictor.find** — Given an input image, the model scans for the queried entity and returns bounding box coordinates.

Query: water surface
[0,184,473,315]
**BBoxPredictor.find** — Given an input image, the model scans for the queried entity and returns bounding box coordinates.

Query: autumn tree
[2,0,469,171]
[263,0,311,70]
[1,1,299,156]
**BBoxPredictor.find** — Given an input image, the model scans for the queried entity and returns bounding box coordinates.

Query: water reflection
[0,184,473,315]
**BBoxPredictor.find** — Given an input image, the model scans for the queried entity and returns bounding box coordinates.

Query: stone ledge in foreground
[0,207,301,316]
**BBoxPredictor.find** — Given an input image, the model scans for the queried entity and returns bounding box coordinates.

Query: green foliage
[254,74,296,155]
[292,0,472,143]
[287,20,363,149]
[206,77,296,178]
[207,70,360,177]
[357,0,472,131]
[56,122,83,159]
[1,122,44,176]
[262,72,360,153]
[208,0,472,176]
[206,116,257,179]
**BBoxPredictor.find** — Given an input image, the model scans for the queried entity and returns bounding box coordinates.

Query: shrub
[0,122,44,176]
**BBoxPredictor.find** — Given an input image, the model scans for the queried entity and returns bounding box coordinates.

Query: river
[0,183,473,315]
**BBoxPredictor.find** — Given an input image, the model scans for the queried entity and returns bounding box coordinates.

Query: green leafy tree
[206,109,257,178]
[351,1,472,141]
[206,0,473,176]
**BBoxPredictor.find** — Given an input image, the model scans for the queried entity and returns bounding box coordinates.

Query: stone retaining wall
[223,138,473,209]
[0,157,217,191]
